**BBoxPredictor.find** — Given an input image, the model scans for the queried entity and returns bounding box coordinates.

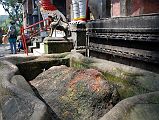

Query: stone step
[28,41,41,53]
[33,42,45,56]
[28,45,37,53]
[40,42,45,53]
[33,41,41,48]
[33,48,44,56]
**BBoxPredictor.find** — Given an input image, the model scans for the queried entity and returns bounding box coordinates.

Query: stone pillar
[120,0,127,16]
[69,24,86,50]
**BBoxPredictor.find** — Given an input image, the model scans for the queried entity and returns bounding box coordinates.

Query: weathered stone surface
[0,60,58,120]
[43,37,73,54]
[11,75,35,95]
[69,52,159,120]
[17,57,69,81]
[1,52,159,120]
[30,65,120,120]
[100,91,159,120]
[69,52,159,98]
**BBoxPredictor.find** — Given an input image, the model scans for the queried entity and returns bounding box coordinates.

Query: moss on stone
[148,95,159,103]
[102,72,150,99]
[70,56,153,100]
[71,59,92,69]
[0,62,2,67]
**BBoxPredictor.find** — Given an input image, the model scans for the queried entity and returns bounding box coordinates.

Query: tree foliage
[0,0,23,27]
[0,18,10,33]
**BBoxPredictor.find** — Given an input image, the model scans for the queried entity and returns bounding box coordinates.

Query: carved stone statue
[48,15,69,39]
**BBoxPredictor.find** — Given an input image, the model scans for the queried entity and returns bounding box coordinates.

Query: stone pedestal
[43,37,73,54]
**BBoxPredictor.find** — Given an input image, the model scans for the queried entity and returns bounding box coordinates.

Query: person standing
[7,21,17,54]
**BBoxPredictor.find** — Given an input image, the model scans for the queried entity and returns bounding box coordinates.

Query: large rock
[0,60,58,120]
[30,65,120,120]
[69,52,159,120]
[69,52,159,98]
[1,52,159,120]
[100,91,159,120]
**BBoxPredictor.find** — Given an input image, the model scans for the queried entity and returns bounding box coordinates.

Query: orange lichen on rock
[90,74,102,92]
[69,74,84,88]
[68,69,104,92]
[30,66,119,120]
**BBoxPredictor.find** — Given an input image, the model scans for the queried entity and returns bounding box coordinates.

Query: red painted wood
[41,0,57,11]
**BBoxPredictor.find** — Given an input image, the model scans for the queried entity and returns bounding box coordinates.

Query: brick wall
[143,0,159,14]
[111,0,159,17]
[127,0,159,16]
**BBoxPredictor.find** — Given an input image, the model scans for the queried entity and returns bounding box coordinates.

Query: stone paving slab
[0,44,11,57]
[0,43,35,58]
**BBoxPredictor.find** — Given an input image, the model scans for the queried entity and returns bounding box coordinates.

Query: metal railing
[20,18,50,55]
